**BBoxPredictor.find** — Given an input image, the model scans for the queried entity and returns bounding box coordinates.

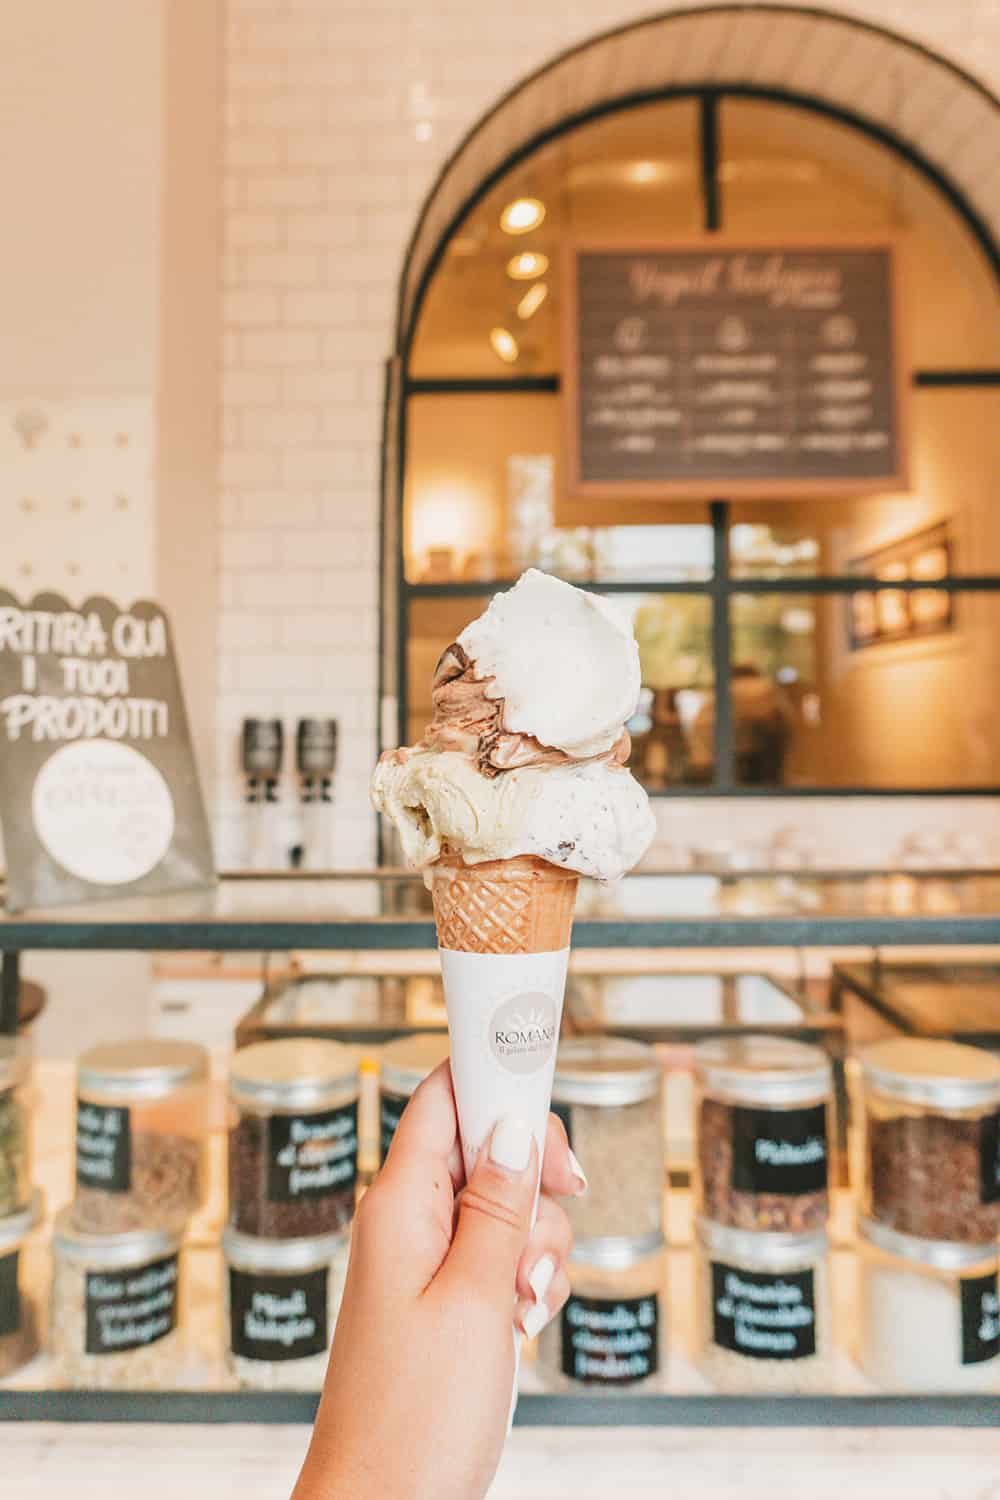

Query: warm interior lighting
[489,326,519,363]
[516,283,549,320]
[506,251,549,280]
[500,197,546,234]
[627,160,661,184]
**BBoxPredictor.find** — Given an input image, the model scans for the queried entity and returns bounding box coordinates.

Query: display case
[2,870,1000,1427]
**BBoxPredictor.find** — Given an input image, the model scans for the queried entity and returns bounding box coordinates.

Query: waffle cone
[430,855,578,954]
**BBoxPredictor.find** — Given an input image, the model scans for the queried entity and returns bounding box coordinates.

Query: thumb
[439,1115,538,1304]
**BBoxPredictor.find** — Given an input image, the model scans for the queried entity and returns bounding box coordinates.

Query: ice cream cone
[430,854,578,955]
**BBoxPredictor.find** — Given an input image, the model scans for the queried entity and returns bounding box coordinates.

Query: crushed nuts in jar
[551,1039,663,1242]
[74,1039,209,1234]
[694,1036,832,1233]
[380,1033,450,1163]
[51,1207,184,1389]
[536,1232,665,1391]
[860,1039,1000,1244]
[0,1190,43,1379]
[696,1218,831,1392]
[0,1039,31,1218]
[228,1039,361,1238]
[223,1226,348,1390]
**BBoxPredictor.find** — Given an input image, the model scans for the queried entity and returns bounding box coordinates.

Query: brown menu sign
[563,242,907,499]
[0,591,215,911]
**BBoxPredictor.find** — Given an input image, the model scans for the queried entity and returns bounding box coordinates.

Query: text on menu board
[564,243,906,497]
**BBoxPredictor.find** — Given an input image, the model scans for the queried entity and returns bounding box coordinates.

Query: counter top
[2,871,1000,950]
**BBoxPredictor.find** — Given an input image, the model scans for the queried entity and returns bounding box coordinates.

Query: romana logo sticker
[489,991,557,1076]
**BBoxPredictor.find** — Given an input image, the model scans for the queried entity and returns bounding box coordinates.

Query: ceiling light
[516,283,549,320]
[490,327,519,363]
[500,197,546,234]
[507,251,549,280]
[628,160,660,184]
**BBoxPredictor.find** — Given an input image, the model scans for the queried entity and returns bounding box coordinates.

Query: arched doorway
[381,5,1000,806]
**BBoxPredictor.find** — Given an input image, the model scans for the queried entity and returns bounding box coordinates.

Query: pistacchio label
[489,992,557,1076]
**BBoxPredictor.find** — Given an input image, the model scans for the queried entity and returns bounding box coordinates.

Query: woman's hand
[292,1061,584,1500]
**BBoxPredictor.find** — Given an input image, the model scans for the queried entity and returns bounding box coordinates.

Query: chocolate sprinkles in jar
[694,1036,832,1234]
[860,1038,1000,1245]
[228,1039,360,1239]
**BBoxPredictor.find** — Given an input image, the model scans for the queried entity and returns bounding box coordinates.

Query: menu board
[0,590,215,911]
[563,242,907,498]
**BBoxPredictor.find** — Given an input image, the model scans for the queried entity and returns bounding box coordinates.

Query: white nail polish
[521,1300,550,1340]
[567,1147,588,1193]
[529,1254,555,1302]
[490,1115,533,1173]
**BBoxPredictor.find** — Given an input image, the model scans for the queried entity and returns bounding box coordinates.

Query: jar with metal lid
[228,1039,360,1238]
[536,1232,665,1392]
[696,1218,832,1392]
[380,1033,450,1164]
[74,1040,210,1234]
[50,1207,184,1389]
[551,1039,663,1241]
[223,1225,349,1390]
[859,1038,1000,1244]
[0,1038,31,1218]
[0,1190,43,1379]
[858,1217,999,1392]
[694,1036,832,1233]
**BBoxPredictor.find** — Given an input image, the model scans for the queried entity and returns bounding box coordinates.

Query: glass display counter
[1,870,999,1426]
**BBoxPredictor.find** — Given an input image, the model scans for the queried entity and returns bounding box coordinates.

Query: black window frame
[387,88,1000,798]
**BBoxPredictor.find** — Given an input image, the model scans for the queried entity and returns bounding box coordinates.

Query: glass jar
[74,1039,209,1234]
[0,1190,43,1379]
[695,1218,832,1392]
[223,1226,349,1391]
[51,1207,184,1389]
[380,1033,450,1163]
[858,1217,999,1392]
[0,1038,31,1218]
[536,1232,665,1392]
[694,1036,832,1233]
[228,1039,361,1238]
[859,1038,1000,1244]
[551,1039,663,1241]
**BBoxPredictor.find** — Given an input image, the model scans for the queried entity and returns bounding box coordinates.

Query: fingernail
[490,1115,533,1173]
[567,1147,588,1194]
[528,1254,555,1302]
[521,1300,550,1340]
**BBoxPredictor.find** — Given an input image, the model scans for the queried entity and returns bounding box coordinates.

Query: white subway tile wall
[218,0,1000,869]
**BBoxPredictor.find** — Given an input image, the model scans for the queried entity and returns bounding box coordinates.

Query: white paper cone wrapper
[440,948,570,1182]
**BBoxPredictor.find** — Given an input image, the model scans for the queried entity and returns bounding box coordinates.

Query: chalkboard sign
[563,241,907,498]
[0,591,215,911]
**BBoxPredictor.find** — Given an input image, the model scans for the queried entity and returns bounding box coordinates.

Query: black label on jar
[730,1103,828,1197]
[267,1101,358,1203]
[961,1272,1000,1366]
[550,1100,574,1152]
[380,1090,408,1164]
[979,1111,1000,1205]
[559,1292,659,1385]
[0,1250,20,1338]
[711,1262,816,1360]
[229,1267,328,1362]
[84,1254,178,1356]
[76,1101,131,1193]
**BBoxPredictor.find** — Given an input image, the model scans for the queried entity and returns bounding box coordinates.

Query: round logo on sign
[32,740,175,885]
[489,992,558,1076]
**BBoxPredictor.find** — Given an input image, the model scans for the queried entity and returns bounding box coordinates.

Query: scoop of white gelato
[372,748,654,882]
[458,569,640,759]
